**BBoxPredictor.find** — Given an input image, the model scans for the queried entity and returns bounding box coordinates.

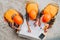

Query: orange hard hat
[42,14,51,23]
[13,15,23,25]
[29,10,37,20]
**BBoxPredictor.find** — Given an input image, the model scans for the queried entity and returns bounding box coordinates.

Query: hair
[47,18,55,28]
[18,12,24,23]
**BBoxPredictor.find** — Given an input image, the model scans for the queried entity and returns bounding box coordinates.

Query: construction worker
[26,2,40,32]
[4,9,24,32]
[39,3,59,33]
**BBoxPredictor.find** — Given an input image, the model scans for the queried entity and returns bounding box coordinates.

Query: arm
[34,13,40,26]
[26,13,31,32]
[34,10,42,26]
[37,11,41,26]
[11,23,18,29]
[16,25,20,31]
[43,18,55,33]
[43,23,49,33]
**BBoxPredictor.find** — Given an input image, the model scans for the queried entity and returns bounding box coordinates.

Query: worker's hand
[16,28,20,31]
[38,21,41,27]
[44,29,47,33]
[28,28,31,32]
[45,24,49,29]
[34,21,38,27]
[34,18,41,27]
[28,25,31,32]
[16,28,20,33]
[44,24,49,33]
[26,21,31,32]
[12,26,17,29]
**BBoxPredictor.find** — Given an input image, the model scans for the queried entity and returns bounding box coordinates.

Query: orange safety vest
[43,4,59,18]
[4,9,22,24]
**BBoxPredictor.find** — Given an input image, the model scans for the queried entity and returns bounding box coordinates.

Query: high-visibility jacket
[43,3,59,18]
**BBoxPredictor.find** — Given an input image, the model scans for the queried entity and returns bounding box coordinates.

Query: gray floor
[0,0,60,40]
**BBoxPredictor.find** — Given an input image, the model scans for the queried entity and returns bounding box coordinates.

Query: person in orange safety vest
[4,9,24,32]
[26,2,40,32]
[39,3,59,33]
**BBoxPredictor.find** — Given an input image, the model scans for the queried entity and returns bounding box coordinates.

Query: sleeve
[39,12,43,18]
[36,10,43,18]
[26,13,29,21]
[36,11,40,18]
